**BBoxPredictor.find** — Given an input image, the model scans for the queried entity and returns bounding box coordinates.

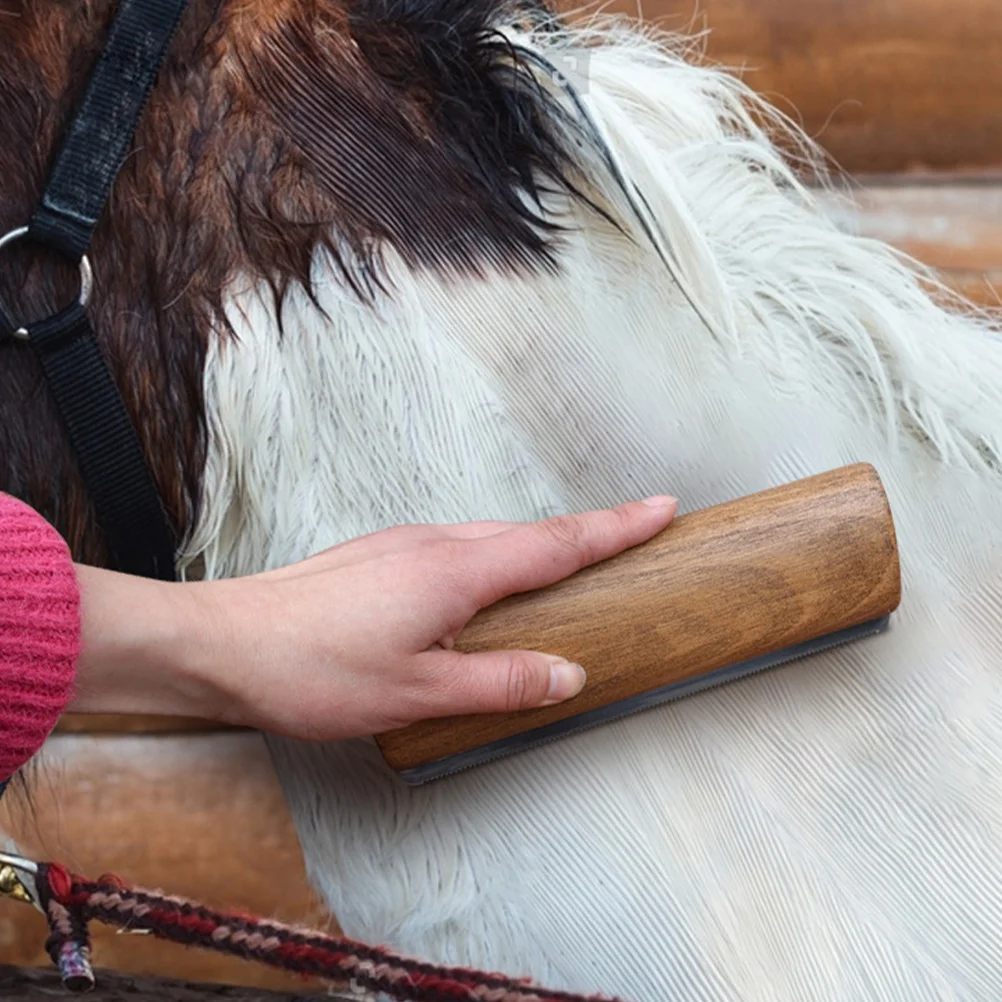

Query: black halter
[0,0,190,580]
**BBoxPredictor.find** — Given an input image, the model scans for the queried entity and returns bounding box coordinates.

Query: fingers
[411,648,587,717]
[464,496,677,609]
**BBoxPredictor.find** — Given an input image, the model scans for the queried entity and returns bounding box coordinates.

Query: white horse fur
[176,15,1002,1002]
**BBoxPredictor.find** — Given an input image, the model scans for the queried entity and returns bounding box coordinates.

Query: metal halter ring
[0,225,93,341]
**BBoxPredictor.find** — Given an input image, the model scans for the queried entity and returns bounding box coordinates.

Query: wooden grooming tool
[376,463,901,784]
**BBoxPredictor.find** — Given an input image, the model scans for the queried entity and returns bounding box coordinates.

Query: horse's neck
[182,20,1002,1002]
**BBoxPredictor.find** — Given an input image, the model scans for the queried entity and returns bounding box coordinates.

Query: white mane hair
[182,13,1002,1001]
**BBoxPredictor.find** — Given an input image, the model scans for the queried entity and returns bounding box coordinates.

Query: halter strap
[1,0,189,580]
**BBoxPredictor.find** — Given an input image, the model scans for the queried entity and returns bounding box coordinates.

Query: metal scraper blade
[397,615,891,786]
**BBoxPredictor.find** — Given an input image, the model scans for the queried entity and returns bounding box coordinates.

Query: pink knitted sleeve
[0,493,81,783]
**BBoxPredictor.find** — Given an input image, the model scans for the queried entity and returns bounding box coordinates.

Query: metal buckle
[0,850,43,912]
[0,225,93,341]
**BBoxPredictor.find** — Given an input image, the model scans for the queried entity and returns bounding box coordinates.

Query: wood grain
[571,0,1002,175]
[376,463,902,774]
[932,271,1002,309]
[818,180,1002,307]
[0,733,332,991]
[54,715,238,734]
[820,181,1002,272]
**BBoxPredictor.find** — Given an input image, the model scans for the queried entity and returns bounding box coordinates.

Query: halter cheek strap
[0,0,190,581]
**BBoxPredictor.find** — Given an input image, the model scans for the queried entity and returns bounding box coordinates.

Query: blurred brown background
[4,0,1001,989]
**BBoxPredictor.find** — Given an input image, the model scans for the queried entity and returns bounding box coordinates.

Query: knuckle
[603,502,637,539]
[539,513,592,561]
[434,538,479,588]
[505,653,541,712]
[403,655,454,710]
[437,536,471,564]
[610,500,637,526]
[439,539,496,604]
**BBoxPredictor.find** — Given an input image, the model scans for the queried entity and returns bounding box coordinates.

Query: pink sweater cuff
[0,493,81,782]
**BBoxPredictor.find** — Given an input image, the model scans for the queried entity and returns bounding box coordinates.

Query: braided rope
[35,862,628,1002]
[42,893,94,992]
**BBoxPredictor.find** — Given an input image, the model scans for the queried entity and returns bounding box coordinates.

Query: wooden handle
[375,463,902,774]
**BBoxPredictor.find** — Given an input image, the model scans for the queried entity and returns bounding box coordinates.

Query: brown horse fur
[0,0,576,567]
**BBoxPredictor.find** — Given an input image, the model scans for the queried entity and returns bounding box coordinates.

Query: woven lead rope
[35,862,630,1002]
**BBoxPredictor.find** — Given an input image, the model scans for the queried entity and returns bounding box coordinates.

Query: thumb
[415,649,587,717]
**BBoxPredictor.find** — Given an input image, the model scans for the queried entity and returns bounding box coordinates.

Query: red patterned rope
[35,862,628,1002]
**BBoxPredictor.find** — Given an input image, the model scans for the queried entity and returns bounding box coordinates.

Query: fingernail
[642,495,677,508]
[543,658,587,705]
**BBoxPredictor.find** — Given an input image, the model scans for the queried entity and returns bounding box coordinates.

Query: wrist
[69,565,228,721]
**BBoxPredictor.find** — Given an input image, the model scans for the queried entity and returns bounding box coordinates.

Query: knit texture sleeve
[0,493,81,783]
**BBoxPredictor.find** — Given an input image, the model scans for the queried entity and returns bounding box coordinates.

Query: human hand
[71,496,677,740]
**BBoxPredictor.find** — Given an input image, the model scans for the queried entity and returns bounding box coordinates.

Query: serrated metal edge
[398,615,892,786]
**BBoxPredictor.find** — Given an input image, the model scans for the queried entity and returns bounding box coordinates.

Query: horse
[3,1,1001,999]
